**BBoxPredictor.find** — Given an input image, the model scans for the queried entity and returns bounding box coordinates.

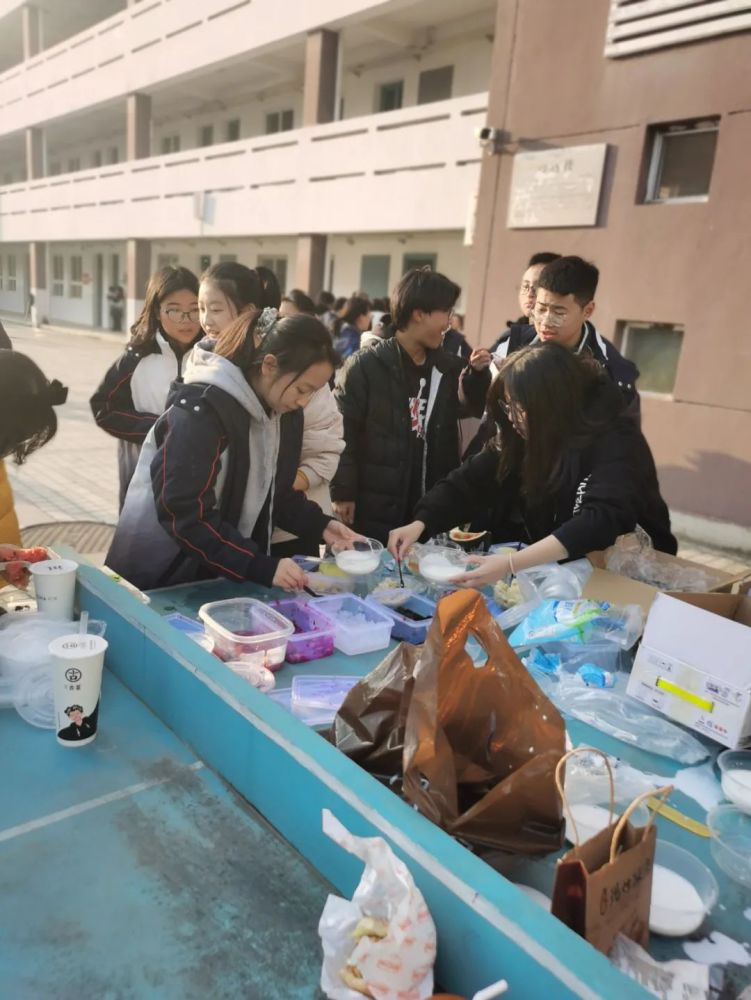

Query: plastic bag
[533,672,708,765]
[606,528,712,593]
[493,558,592,613]
[508,599,643,651]
[318,810,436,1000]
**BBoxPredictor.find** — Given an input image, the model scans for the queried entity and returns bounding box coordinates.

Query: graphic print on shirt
[409,377,428,439]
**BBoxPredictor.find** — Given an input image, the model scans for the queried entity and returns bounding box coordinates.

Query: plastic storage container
[198,598,294,670]
[309,594,394,656]
[269,599,337,663]
[373,594,436,644]
[708,804,751,888]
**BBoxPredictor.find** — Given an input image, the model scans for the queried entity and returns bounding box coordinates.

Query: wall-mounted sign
[507,143,608,229]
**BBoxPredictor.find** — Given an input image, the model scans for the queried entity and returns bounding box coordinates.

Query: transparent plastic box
[308,594,394,656]
[198,598,294,670]
[372,594,436,644]
[270,599,337,663]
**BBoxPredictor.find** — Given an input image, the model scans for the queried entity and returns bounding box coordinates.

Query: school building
[0,0,750,546]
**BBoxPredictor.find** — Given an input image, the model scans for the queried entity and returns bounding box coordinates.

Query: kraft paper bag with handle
[400,589,566,854]
[551,748,672,955]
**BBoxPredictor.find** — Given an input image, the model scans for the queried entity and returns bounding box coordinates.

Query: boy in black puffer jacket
[331,268,491,543]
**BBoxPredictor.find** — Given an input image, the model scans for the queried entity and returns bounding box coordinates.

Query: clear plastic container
[268,686,336,727]
[373,594,436,644]
[308,594,394,655]
[291,674,360,713]
[649,841,718,937]
[270,599,337,663]
[198,598,294,670]
[303,572,354,597]
[332,538,383,576]
[717,750,751,814]
[708,805,751,888]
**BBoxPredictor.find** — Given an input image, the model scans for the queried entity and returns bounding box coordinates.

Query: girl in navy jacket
[105,314,358,592]
[90,266,202,507]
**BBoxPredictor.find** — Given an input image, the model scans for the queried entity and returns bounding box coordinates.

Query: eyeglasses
[162,307,200,323]
[519,282,538,296]
[533,302,567,327]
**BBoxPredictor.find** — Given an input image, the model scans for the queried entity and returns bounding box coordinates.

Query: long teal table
[7,557,748,998]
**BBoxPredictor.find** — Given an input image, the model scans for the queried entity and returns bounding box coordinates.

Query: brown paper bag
[551,749,671,955]
[400,589,566,854]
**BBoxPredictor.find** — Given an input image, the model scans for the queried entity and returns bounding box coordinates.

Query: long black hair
[201,261,282,316]
[332,296,370,338]
[487,343,619,498]
[130,266,199,347]
[0,351,68,464]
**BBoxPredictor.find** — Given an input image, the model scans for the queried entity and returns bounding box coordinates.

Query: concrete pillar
[29,241,48,328]
[126,239,151,332]
[126,93,151,161]
[294,235,327,299]
[22,4,43,60]
[302,30,339,126]
[25,126,45,180]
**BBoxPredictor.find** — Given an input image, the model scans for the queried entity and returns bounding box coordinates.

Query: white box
[627,593,751,750]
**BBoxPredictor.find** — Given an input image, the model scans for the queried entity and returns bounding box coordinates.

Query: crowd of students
[0,250,677,596]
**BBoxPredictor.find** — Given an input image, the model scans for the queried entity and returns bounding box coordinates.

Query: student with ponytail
[199,262,344,557]
[90,265,202,506]
[105,312,357,591]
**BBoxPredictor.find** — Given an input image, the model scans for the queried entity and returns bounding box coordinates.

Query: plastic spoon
[472,981,509,1000]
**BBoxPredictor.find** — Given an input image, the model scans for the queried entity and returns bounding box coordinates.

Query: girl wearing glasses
[90,265,202,507]
[388,343,676,587]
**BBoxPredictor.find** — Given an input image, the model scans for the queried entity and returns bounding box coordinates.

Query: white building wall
[343,37,493,118]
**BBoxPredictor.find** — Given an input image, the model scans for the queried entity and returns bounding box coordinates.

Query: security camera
[475,126,504,152]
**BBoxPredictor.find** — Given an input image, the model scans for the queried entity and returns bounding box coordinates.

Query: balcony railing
[0,93,488,242]
[0,0,400,137]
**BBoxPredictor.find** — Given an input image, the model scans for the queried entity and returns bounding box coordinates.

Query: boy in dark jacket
[331,268,491,543]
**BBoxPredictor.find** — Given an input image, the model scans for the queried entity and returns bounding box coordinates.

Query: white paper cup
[31,559,78,621]
[50,633,108,747]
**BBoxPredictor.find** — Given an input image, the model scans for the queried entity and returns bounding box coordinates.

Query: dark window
[226,118,241,142]
[377,81,404,113]
[645,120,718,202]
[199,125,214,147]
[417,66,453,105]
[360,255,391,298]
[258,255,288,293]
[265,110,294,135]
[402,253,438,273]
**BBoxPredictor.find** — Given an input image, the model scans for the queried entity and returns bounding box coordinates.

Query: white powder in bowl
[335,550,380,575]
[419,554,461,582]
[650,865,707,936]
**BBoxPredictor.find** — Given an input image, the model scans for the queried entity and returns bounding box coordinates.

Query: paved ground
[1,313,748,578]
[2,317,122,530]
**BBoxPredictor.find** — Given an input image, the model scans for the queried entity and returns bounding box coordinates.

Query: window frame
[226,118,241,142]
[52,254,64,297]
[7,254,16,292]
[198,124,215,148]
[417,65,454,105]
[644,120,719,205]
[377,80,404,113]
[69,255,84,299]
[618,320,684,397]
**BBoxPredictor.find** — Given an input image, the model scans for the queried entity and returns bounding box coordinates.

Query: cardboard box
[587,547,749,595]
[627,593,751,750]
[582,568,659,620]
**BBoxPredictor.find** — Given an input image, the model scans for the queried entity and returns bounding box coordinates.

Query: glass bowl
[332,538,383,576]
[416,545,467,585]
[717,749,751,814]
[649,841,718,937]
[707,804,751,888]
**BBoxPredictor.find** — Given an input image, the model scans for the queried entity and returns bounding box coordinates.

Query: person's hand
[469,348,492,372]
[332,501,355,526]
[272,558,308,592]
[452,553,512,589]
[322,520,363,549]
[387,521,425,561]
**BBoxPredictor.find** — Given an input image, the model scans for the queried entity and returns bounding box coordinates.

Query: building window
[7,255,16,292]
[377,81,404,113]
[644,119,719,203]
[199,125,214,147]
[92,150,102,168]
[219,254,237,263]
[157,253,180,269]
[52,255,64,296]
[360,255,391,299]
[69,255,83,299]
[265,110,294,135]
[109,146,119,164]
[403,253,437,273]
[417,66,453,105]
[619,321,684,394]
[258,255,287,293]
[67,157,81,173]
[226,118,241,142]
[50,162,61,176]
[161,135,181,154]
